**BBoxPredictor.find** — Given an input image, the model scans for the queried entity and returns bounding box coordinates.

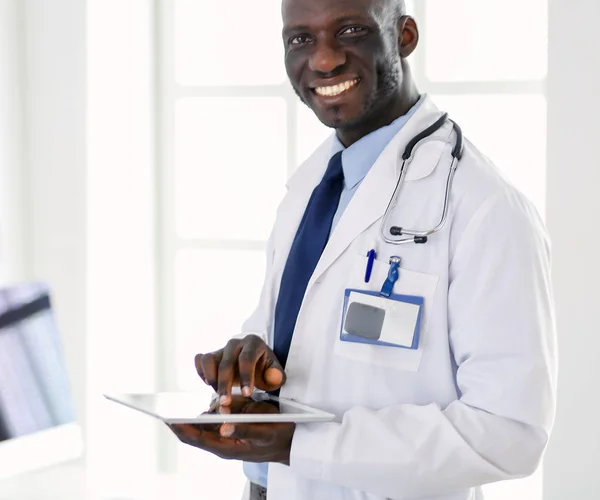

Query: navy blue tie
[273,151,345,368]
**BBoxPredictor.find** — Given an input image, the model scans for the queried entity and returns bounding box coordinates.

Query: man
[168,0,557,498]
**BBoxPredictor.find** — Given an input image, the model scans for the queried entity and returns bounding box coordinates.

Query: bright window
[174,97,286,241]
[174,0,285,86]
[424,0,548,82]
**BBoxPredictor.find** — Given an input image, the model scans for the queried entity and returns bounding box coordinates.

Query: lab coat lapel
[306,140,398,288]
[272,136,334,285]
[307,96,447,287]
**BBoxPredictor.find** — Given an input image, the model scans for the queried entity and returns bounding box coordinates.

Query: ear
[398,16,419,58]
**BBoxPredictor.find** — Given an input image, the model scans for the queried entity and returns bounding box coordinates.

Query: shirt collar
[331,95,424,189]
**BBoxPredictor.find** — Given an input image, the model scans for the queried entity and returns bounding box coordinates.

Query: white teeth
[315,79,359,97]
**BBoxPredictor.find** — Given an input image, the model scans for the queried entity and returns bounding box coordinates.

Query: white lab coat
[239,95,557,500]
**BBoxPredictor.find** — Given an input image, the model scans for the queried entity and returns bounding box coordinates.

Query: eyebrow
[333,14,372,24]
[282,24,310,37]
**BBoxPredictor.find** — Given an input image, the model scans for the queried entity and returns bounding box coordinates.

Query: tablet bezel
[103,391,336,424]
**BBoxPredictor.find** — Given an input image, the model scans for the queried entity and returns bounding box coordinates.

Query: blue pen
[365,249,377,283]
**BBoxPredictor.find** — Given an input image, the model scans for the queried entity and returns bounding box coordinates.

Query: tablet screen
[104,391,334,424]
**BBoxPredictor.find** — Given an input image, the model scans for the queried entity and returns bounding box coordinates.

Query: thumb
[263,355,286,389]
[265,366,284,387]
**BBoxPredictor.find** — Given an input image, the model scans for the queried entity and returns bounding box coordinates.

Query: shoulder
[448,137,549,255]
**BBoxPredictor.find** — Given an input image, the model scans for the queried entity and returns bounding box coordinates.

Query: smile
[313,78,360,98]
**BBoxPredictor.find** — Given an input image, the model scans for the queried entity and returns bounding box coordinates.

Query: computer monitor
[0,283,83,480]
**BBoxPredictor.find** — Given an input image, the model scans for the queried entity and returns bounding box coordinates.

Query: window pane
[174,248,266,390]
[424,0,548,81]
[432,94,547,216]
[175,0,285,86]
[174,248,265,493]
[175,97,287,240]
[295,102,332,168]
[176,445,247,498]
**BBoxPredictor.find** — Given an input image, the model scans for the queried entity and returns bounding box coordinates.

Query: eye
[339,26,368,37]
[289,34,312,46]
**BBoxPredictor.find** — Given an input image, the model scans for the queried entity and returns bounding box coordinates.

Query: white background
[0,0,598,498]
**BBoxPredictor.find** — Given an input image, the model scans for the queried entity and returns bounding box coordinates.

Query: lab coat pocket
[333,254,439,372]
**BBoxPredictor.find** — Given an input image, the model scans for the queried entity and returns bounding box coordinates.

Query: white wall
[85,0,158,483]
[544,0,600,498]
[20,0,88,443]
[1,0,156,480]
[0,0,28,285]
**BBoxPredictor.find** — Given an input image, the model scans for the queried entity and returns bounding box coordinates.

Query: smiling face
[282,0,419,146]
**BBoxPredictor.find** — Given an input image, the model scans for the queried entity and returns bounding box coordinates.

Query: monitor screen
[0,283,81,478]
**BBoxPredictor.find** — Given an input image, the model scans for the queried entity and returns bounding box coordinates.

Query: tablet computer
[103,391,335,424]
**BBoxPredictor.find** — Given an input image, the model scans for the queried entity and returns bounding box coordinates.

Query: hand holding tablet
[167,395,298,465]
[104,334,334,465]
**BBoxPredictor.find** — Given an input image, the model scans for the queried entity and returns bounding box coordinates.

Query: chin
[324,109,371,131]
[306,101,362,128]
[303,87,374,130]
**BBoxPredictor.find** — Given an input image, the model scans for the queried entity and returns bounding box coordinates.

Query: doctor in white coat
[167,0,557,498]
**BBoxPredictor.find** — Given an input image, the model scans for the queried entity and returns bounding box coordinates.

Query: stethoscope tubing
[380,114,464,246]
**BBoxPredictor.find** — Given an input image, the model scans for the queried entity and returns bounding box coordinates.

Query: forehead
[282,0,388,28]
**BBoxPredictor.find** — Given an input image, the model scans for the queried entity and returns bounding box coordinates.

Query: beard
[293,57,402,130]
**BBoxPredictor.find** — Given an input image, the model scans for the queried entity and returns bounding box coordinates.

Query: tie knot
[322,151,344,182]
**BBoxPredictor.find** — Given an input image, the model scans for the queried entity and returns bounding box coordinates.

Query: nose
[308,40,346,74]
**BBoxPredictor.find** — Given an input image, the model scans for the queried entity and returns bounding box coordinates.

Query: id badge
[340,256,424,350]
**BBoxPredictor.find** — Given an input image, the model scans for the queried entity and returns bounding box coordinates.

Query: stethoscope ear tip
[387,228,428,245]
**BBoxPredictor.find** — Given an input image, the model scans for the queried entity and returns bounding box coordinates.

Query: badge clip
[379,256,401,298]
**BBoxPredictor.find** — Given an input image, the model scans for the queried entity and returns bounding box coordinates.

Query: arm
[289,190,557,498]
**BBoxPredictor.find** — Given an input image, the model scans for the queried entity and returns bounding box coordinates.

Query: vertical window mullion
[412,0,429,89]
[156,0,179,475]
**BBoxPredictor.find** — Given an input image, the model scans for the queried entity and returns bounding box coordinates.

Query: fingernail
[242,386,251,397]
[219,395,229,405]
[221,424,235,437]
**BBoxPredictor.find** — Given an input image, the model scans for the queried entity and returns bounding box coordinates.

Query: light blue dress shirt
[243,96,423,488]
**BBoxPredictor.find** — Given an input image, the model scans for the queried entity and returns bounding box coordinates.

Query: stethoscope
[380,113,464,245]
